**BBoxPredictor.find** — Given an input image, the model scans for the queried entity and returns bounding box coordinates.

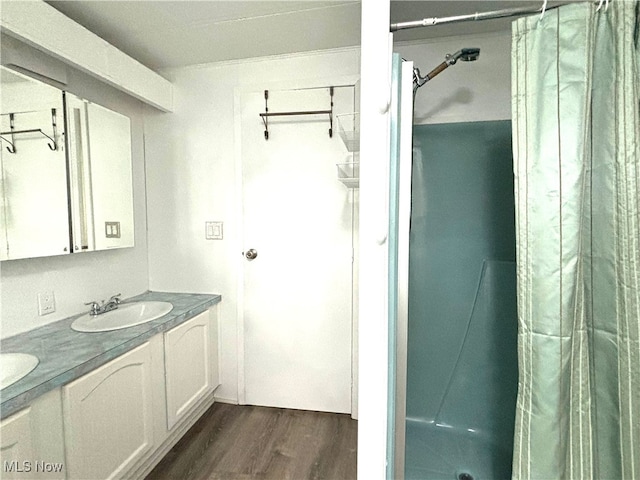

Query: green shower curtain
[511,2,640,479]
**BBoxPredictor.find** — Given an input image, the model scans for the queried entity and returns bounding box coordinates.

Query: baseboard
[213,395,239,405]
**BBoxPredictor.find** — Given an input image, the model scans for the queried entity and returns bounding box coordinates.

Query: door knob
[245,249,258,260]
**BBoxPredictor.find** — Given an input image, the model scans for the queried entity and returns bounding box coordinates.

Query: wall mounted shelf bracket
[1,109,58,153]
[259,87,334,140]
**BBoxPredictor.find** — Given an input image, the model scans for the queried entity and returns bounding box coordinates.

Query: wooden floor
[146,403,358,480]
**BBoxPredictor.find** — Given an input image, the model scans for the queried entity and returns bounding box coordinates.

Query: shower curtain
[511,2,640,479]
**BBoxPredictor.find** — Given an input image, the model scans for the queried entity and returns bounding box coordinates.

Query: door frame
[233,74,360,409]
[390,57,415,480]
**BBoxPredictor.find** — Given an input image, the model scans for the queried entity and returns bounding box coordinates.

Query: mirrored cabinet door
[66,95,135,253]
[0,66,135,261]
[0,69,70,261]
[84,102,134,250]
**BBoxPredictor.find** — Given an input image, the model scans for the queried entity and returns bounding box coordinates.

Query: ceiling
[46,1,361,70]
[45,1,553,72]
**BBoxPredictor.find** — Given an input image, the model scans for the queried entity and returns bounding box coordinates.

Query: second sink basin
[0,353,39,390]
[71,301,173,333]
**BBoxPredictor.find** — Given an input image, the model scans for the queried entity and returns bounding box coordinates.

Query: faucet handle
[109,293,122,304]
[84,301,100,315]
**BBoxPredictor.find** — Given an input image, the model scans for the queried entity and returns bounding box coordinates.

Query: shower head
[413,47,481,92]
[448,48,481,64]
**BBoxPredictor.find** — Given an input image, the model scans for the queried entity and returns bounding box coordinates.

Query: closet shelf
[337,113,360,152]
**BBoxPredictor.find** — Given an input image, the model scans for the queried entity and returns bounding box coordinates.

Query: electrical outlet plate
[37,291,56,316]
[105,221,121,238]
[205,221,223,240]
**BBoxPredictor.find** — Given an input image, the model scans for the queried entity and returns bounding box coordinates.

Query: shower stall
[390,51,519,480]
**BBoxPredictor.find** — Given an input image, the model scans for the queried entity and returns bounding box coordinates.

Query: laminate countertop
[0,291,221,419]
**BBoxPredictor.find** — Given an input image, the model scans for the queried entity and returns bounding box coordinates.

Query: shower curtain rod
[390,2,572,32]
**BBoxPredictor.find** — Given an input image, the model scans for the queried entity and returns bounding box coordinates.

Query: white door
[240,86,355,413]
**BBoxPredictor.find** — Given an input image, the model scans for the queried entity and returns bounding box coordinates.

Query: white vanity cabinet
[164,308,219,430]
[0,390,66,480]
[62,341,156,480]
[59,305,220,480]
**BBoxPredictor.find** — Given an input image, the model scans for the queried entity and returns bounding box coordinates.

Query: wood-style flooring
[146,402,358,480]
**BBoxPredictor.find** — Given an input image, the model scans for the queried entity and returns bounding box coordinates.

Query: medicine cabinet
[0,66,134,261]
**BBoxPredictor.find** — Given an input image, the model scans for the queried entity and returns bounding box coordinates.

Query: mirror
[0,68,69,260]
[0,67,134,260]
[65,94,134,253]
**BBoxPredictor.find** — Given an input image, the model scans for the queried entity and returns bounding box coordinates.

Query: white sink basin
[71,301,173,333]
[0,353,39,390]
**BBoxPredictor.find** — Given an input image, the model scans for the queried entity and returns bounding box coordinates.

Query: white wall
[357,0,392,477]
[0,38,149,339]
[395,32,511,124]
[143,47,360,404]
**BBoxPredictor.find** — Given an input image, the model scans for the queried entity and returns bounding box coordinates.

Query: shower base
[404,419,513,480]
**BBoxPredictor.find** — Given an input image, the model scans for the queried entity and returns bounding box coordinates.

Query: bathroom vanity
[0,291,221,480]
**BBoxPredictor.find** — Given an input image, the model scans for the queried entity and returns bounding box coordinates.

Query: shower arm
[413,49,478,89]
[413,60,450,88]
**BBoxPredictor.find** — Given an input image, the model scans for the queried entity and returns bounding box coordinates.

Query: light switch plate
[37,291,56,316]
[205,221,223,240]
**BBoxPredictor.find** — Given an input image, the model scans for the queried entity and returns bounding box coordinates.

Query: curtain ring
[539,0,548,20]
[596,0,608,12]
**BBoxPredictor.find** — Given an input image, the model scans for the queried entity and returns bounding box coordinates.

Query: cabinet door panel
[63,343,154,480]
[164,311,212,430]
[0,390,66,480]
[0,408,34,480]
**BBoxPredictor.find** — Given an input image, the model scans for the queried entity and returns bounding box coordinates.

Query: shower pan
[390,52,519,480]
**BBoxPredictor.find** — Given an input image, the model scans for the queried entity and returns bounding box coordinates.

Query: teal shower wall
[406,120,518,449]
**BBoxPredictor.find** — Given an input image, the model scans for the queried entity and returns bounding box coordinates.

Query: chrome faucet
[85,294,121,316]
